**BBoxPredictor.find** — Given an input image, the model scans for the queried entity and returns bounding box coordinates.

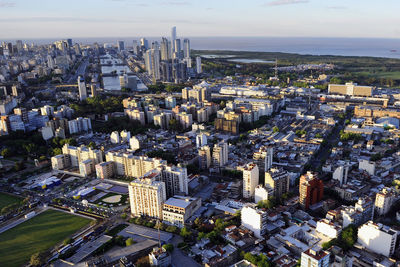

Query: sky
[0,0,399,39]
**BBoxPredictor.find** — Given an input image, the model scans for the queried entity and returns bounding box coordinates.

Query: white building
[301,247,330,267]
[375,187,395,216]
[332,163,349,186]
[110,131,121,144]
[254,185,273,204]
[129,171,166,219]
[241,205,267,238]
[243,163,259,199]
[357,221,397,257]
[78,76,87,101]
[316,219,342,239]
[130,136,141,150]
[359,159,376,176]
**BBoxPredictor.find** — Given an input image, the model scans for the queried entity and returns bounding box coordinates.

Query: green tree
[126,237,135,246]
[30,252,45,266]
[180,227,192,239]
[272,126,279,133]
[162,243,174,253]
[0,148,11,158]
[63,237,73,245]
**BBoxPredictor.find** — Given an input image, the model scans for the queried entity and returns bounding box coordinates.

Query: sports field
[0,192,22,210]
[0,209,92,267]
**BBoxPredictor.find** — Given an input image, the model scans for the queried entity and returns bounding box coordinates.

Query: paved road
[171,235,201,267]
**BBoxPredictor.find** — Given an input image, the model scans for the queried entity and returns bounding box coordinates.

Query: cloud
[265,0,308,6]
[0,1,15,7]
[161,1,190,6]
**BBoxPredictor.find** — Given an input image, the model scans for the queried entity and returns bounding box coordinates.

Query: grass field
[0,192,22,210]
[0,209,92,267]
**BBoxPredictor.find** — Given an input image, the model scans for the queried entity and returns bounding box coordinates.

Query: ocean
[7,37,400,59]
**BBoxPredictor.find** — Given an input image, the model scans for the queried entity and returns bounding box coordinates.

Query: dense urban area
[2,27,400,267]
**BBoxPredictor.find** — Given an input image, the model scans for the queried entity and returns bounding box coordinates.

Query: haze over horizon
[0,0,399,39]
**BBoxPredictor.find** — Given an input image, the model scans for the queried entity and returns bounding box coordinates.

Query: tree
[272,126,279,133]
[126,237,135,246]
[180,227,192,239]
[63,237,73,245]
[30,252,45,266]
[0,148,11,158]
[162,243,174,253]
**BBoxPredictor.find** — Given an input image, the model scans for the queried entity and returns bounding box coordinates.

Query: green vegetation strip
[0,192,22,210]
[0,209,92,267]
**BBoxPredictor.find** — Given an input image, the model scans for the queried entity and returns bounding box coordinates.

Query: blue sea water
[8,36,400,59]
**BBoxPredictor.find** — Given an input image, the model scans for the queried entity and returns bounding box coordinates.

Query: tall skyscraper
[144,48,161,81]
[196,56,202,74]
[117,40,125,51]
[243,163,259,199]
[171,26,177,52]
[183,38,190,58]
[299,171,324,210]
[78,76,87,101]
[160,37,170,61]
[265,145,273,171]
[140,38,149,50]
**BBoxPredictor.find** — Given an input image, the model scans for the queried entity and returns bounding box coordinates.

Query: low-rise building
[357,221,397,257]
[162,195,201,227]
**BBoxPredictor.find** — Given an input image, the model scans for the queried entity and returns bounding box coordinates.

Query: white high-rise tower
[78,76,87,101]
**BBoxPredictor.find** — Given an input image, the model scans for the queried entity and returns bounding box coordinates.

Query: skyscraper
[196,56,202,74]
[174,39,181,58]
[171,26,177,52]
[144,48,161,81]
[160,37,170,61]
[140,38,149,50]
[78,76,87,101]
[117,40,125,51]
[183,38,190,58]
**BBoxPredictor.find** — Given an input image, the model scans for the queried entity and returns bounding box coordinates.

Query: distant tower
[171,26,177,52]
[196,56,202,74]
[183,38,190,59]
[78,76,87,101]
[117,40,125,51]
[274,58,278,79]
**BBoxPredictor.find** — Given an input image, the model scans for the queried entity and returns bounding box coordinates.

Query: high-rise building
[198,145,211,169]
[212,141,228,169]
[117,40,125,51]
[299,171,323,210]
[265,168,289,200]
[174,39,181,58]
[241,205,268,238]
[160,37,171,61]
[171,26,177,53]
[357,221,397,257]
[144,48,161,81]
[129,171,166,219]
[254,185,273,204]
[301,247,330,267]
[91,84,98,97]
[374,187,395,216]
[332,163,349,186]
[196,133,207,148]
[342,197,374,228]
[157,165,188,198]
[140,38,149,50]
[196,56,202,74]
[78,76,87,101]
[243,163,259,199]
[183,38,190,59]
